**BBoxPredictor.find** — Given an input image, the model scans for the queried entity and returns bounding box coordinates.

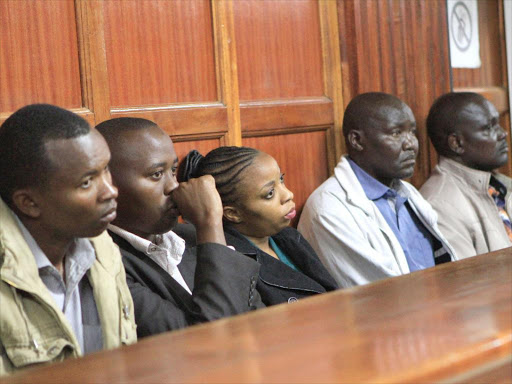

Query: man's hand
[171,175,227,245]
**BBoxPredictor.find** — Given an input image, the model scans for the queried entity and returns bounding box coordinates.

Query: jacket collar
[223,226,332,293]
[334,156,402,216]
[438,156,493,193]
[0,199,46,293]
[1,199,118,292]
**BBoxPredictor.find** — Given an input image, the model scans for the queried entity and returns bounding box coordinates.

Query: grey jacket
[420,157,512,258]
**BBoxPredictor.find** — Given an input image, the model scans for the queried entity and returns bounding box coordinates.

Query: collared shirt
[108,224,192,294]
[348,158,435,271]
[14,214,103,355]
[489,175,512,241]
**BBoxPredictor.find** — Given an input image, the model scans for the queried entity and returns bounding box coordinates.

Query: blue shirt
[348,158,435,272]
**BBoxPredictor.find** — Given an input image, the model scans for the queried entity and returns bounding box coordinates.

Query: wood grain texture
[173,138,221,165]
[103,0,217,107]
[338,0,452,188]
[5,249,512,383]
[0,0,82,112]
[211,0,242,146]
[75,0,112,124]
[233,0,324,101]
[242,130,329,227]
[109,103,228,137]
[240,98,333,132]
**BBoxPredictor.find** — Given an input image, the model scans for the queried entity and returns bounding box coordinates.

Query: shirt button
[149,246,157,252]
[288,297,298,303]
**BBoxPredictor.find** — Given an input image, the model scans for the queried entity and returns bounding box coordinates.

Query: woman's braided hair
[179,146,260,205]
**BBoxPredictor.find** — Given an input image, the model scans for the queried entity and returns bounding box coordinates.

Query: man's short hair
[426,92,485,156]
[342,92,406,139]
[0,104,90,205]
[96,117,158,143]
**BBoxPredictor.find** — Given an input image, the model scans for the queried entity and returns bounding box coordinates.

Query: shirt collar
[490,175,508,197]
[13,212,96,272]
[108,224,185,260]
[348,158,408,201]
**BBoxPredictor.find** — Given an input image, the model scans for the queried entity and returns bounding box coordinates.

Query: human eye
[265,189,275,199]
[280,173,285,183]
[151,170,164,180]
[391,129,401,137]
[171,166,177,177]
[80,177,92,189]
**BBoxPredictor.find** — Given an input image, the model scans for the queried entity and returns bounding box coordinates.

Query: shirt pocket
[1,290,75,369]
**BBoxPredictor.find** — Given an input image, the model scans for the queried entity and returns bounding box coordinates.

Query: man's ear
[348,129,364,152]
[223,205,242,224]
[447,133,464,155]
[11,189,42,218]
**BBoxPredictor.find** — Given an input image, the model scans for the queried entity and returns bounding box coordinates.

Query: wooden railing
[4,248,512,383]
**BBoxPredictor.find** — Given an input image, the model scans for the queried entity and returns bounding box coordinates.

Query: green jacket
[0,199,137,375]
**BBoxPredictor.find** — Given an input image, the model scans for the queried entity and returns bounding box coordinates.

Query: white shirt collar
[107,224,191,294]
[13,212,96,272]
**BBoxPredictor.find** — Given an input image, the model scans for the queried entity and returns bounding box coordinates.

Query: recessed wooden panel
[0,0,82,112]
[173,138,221,165]
[243,130,329,227]
[103,0,217,107]
[109,104,228,137]
[240,98,333,132]
[233,0,324,101]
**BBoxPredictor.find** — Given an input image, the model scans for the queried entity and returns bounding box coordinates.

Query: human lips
[166,203,180,217]
[498,142,509,153]
[284,207,296,220]
[401,154,417,166]
[100,204,117,223]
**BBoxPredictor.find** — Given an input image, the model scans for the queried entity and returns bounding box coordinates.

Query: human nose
[281,185,294,204]
[403,131,418,151]
[99,171,118,201]
[496,124,507,141]
[164,171,179,195]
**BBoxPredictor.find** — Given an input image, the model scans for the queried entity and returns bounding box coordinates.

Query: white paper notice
[448,0,481,68]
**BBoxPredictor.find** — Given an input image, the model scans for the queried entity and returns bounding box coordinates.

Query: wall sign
[448,0,481,68]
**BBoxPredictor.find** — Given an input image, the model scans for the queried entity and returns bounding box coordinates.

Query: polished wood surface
[0,0,82,112]
[1,0,510,196]
[5,248,511,383]
[103,0,217,106]
[233,0,324,101]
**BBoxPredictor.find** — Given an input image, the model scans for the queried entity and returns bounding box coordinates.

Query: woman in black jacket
[179,146,338,306]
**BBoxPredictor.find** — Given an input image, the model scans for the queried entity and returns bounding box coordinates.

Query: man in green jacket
[0,104,137,375]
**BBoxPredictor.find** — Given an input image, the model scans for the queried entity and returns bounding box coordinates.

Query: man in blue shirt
[299,92,456,287]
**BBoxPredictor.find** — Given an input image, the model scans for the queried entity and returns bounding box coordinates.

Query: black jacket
[109,231,264,338]
[223,226,338,306]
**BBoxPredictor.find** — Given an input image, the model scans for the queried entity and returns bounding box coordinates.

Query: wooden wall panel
[233,0,324,101]
[338,0,452,188]
[103,0,217,107]
[243,130,329,227]
[173,138,221,165]
[0,0,82,112]
[452,0,505,88]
